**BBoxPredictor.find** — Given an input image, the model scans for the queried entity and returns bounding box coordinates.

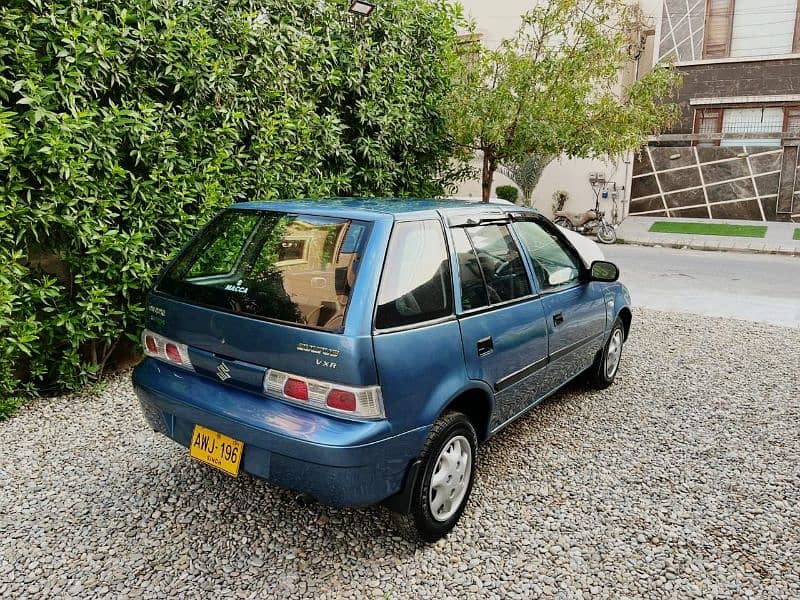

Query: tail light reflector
[283,378,309,401]
[326,389,356,412]
[165,343,182,364]
[264,369,384,419]
[142,329,194,371]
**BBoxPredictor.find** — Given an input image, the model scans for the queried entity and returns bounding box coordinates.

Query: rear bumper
[132,359,428,507]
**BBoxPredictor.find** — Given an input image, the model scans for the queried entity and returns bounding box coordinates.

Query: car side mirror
[590,260,619,282]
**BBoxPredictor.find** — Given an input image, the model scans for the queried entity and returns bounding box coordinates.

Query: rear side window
[157,210,370,331]
[461,224,531,305]
[375,220,453,330]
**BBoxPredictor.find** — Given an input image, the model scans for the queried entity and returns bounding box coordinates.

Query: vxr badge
[216,361,231,382]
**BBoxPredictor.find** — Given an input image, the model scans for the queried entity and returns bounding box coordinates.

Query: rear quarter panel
[372,320,470,435]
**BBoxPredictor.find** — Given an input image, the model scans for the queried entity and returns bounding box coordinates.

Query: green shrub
[495,185,519,203]
[0,0,463,411]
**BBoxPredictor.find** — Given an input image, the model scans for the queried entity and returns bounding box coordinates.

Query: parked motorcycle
[553,207,617,244]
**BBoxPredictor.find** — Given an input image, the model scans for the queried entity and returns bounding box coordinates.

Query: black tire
[553,217,573,230]
[392,411,477,543]
[596,222,617,244]
[587,317,625,389]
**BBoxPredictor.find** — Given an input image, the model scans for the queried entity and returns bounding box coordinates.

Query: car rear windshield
[157,210,370,332]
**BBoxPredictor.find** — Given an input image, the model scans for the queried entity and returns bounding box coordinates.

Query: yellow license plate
[190,425,244,477]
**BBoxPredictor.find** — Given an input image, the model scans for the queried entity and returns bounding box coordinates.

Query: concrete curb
[615,216,800,257]
[616,237,800,256]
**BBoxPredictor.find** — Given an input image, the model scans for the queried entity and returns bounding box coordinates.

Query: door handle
[553,312,565,327]
[477,336,494,356]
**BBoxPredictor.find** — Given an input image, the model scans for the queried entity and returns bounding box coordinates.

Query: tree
[0,0,464,407]
[446,0,680,202]
[499,153,553,205]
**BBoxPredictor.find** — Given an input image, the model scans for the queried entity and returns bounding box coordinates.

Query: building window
[786,106,800,135]
[694,108,723,145]
[703,0,800,59]
[702,0,735,59]
[721,107,784,146]
[694,106,792,145]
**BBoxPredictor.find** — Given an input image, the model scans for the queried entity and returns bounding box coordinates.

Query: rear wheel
[553,216,573,230]
[588,317,625,389]
[392,411,477,543]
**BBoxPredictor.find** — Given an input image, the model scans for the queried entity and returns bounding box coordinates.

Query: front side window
[375,220,453,329]
[514,220,581,290]
[461,224,531,305]
[158,210,369,331]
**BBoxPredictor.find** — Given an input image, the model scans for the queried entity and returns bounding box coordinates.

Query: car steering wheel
[494,260,511,277]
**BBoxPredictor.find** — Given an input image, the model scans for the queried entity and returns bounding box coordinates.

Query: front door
[512,218,607,391]
[449,222,549,432]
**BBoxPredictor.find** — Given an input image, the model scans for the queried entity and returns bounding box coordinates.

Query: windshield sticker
[224,280,249,294]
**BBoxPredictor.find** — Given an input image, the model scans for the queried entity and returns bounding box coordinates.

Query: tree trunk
[481,152,496,203]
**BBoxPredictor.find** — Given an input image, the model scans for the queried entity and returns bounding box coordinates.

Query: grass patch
[793,228,800,241]
[648,221,767,238]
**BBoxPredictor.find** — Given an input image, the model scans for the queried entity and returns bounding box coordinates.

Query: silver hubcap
[605,328,623,379]
[428,435,472,522]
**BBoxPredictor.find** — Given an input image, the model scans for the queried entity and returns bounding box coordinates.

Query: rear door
[449,217,549,432]
[149,208,381,390]
[512,217,607,391]
[370,219,465,432]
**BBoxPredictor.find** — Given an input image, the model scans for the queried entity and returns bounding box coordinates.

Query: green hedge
[0,0,463,412]
[495,185,518,203]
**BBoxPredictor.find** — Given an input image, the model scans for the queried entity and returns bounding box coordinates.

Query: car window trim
[456,291,541,318]
[537,281,584,296]
[372,314,457,335]
[447,212,509,228]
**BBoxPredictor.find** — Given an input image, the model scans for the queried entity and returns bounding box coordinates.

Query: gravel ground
[1,309,799,599]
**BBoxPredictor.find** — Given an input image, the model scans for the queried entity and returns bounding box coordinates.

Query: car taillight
[142,329,194,371]
[283,378,309,401]
[326,389,356,412]
[264,369,384,419]
[165,343,182,364]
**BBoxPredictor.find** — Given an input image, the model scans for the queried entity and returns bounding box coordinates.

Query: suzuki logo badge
[216,361,231,382]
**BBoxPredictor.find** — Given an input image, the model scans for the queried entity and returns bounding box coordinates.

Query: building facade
[630,0,800,222]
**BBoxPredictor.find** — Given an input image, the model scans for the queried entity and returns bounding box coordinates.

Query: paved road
[604,244,800,328]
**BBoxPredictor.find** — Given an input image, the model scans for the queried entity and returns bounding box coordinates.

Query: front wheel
[588,317,625,389]
[393,411,477,543]
[596,222,617,244]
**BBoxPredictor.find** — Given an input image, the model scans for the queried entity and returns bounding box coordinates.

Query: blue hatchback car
[133,198,631,541]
